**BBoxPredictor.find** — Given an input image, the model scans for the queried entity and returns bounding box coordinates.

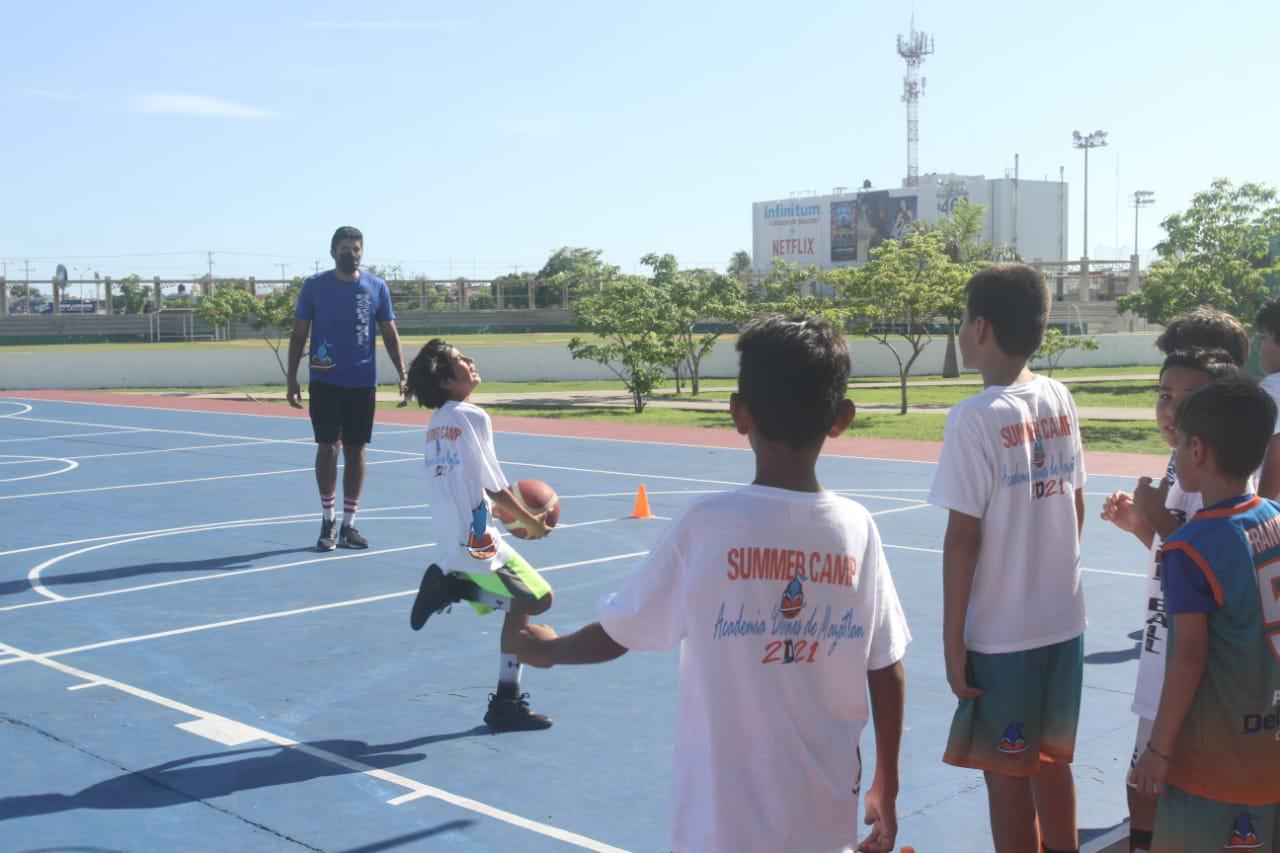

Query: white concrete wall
[0,334,1165,390]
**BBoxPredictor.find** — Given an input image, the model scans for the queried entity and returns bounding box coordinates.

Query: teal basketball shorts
[1152,784,1279,852]
[943,634,1083,777]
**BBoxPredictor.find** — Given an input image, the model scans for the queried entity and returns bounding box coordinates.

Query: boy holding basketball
[404,339,556,732]
[518,315,910,853]
[928,264,1086,853]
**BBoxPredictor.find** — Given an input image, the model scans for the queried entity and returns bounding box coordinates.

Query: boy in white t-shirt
[517,315,911,853]
[1100,346,1239,853]
[403,339,556,732]
[1253,298,1280,499]
[928,264,1087,853]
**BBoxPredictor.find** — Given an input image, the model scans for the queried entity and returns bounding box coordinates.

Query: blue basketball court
[0,395,1155,851]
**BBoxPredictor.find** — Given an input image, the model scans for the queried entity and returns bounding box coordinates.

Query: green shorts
[1153,784,1280,852]
[458,550,551,615]
[943,634,1083,777]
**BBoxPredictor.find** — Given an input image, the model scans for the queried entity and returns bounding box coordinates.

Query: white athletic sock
[320,493,336,522]
[342,496,358,527]
[499,654,521,690]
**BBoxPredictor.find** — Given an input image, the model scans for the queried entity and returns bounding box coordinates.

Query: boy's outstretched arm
[942,510,983,700]
[1130,612,1208,797]
[518,622,628,668]
[858,660,904,853]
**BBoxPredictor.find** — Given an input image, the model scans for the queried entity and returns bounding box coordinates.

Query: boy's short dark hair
[330,226,364,251]
[1175,377,1277,480]
[1255,297,1280,342]
[406,338,456,409]
[1155,307,1248,366]
[736,315,850,449]
[964,264,1049,358]
[1160,347,1240,381]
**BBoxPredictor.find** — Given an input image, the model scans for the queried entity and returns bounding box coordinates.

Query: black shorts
[308,381,376,445]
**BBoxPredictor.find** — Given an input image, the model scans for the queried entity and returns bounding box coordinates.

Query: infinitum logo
[762,202,821,220]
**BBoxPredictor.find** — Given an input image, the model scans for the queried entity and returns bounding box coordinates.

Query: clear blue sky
[4,0,1277,287]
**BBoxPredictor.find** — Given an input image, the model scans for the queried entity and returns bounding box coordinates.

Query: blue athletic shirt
[1160,493,1280,806]
[294,270,394,388]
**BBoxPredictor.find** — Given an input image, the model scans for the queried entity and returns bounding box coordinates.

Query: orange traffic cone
[630,484,653,519]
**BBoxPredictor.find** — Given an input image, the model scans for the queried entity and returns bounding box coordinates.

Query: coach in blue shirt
[287,226,406,552]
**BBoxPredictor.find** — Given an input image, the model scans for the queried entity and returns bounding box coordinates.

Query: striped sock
[342,497,359,527]
[320,493,336,522]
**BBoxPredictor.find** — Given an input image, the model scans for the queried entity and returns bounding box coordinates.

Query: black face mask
[336,252,359,274]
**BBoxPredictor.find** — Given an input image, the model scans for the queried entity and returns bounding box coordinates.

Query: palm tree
[727,250,753,282]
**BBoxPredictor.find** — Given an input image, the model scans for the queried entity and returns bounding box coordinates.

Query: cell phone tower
[897,18,934,187]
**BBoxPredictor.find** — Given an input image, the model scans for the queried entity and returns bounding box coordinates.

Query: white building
[752,172,1068,272]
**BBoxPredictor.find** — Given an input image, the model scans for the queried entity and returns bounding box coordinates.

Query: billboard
[830,200,857,262]
[754,200,824,267]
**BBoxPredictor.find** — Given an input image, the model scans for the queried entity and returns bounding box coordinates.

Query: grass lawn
[372,401,1166,455]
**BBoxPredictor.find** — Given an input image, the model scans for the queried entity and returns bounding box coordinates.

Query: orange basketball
[494,479,560,538]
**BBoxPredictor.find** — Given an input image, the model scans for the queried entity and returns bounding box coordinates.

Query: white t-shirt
[927,374,1087,653]
[422,400,514,574]
[1132,453,1201,719]
[1261,373,1280,434]
[598,485,911,853]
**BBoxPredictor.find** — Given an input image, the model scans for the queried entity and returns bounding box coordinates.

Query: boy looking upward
[404,339,556,732]
[928,264,1087,853]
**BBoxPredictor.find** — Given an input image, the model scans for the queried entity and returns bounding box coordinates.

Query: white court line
[1081,822,1129,853]
[0,402,33,417]
[0,549,650,661]
[0,456,414,502]
[0,428,147,444]
[883,543,1144,578]
[0,502,431,558]
[24,517,434,602]
[0,454,78,483]
[11,411,420,445]
[61,436,421,462]
[4,514,647,612]
[0,640,625,852]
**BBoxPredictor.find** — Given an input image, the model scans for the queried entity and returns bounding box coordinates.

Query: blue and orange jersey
[1161,494,1280,806]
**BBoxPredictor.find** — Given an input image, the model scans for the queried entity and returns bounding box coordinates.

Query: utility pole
[23,259,32,313]
[278,263,288,293]
[205,251,215,296]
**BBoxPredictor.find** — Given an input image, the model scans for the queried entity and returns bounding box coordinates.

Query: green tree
[193,283,255,340]
[113,274,149,315]
[747,258,833,319]
[643,253,747,395]
[914,199,1009,377]
[569,274,681,413]
[1032,328,1099,376]
[1116,179,1280,324]
[245,279,304,378]
[538,247,621,305]
[832,232,969,414]
[491,272,535,309]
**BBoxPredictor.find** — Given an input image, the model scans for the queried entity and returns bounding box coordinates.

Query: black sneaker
[484,692,553,732]
[338,524,368,549]
[410,564,462,630]
[316,518,337,551]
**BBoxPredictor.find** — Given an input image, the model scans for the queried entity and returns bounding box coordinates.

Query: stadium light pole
[1131,190,1155,259]
[1071,130,1108,261]
[1072,130,1108,303]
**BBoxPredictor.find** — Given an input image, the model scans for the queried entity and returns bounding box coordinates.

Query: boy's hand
[521,511,552,540]
[1133,476,1171,524]
[1100,491,1140,532]
[1129,745,1170,799]
[945,647,983,700]
[856,780,898,853]
[514,623,558,668]
[396,375,410,408]
[287,378,304,409]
